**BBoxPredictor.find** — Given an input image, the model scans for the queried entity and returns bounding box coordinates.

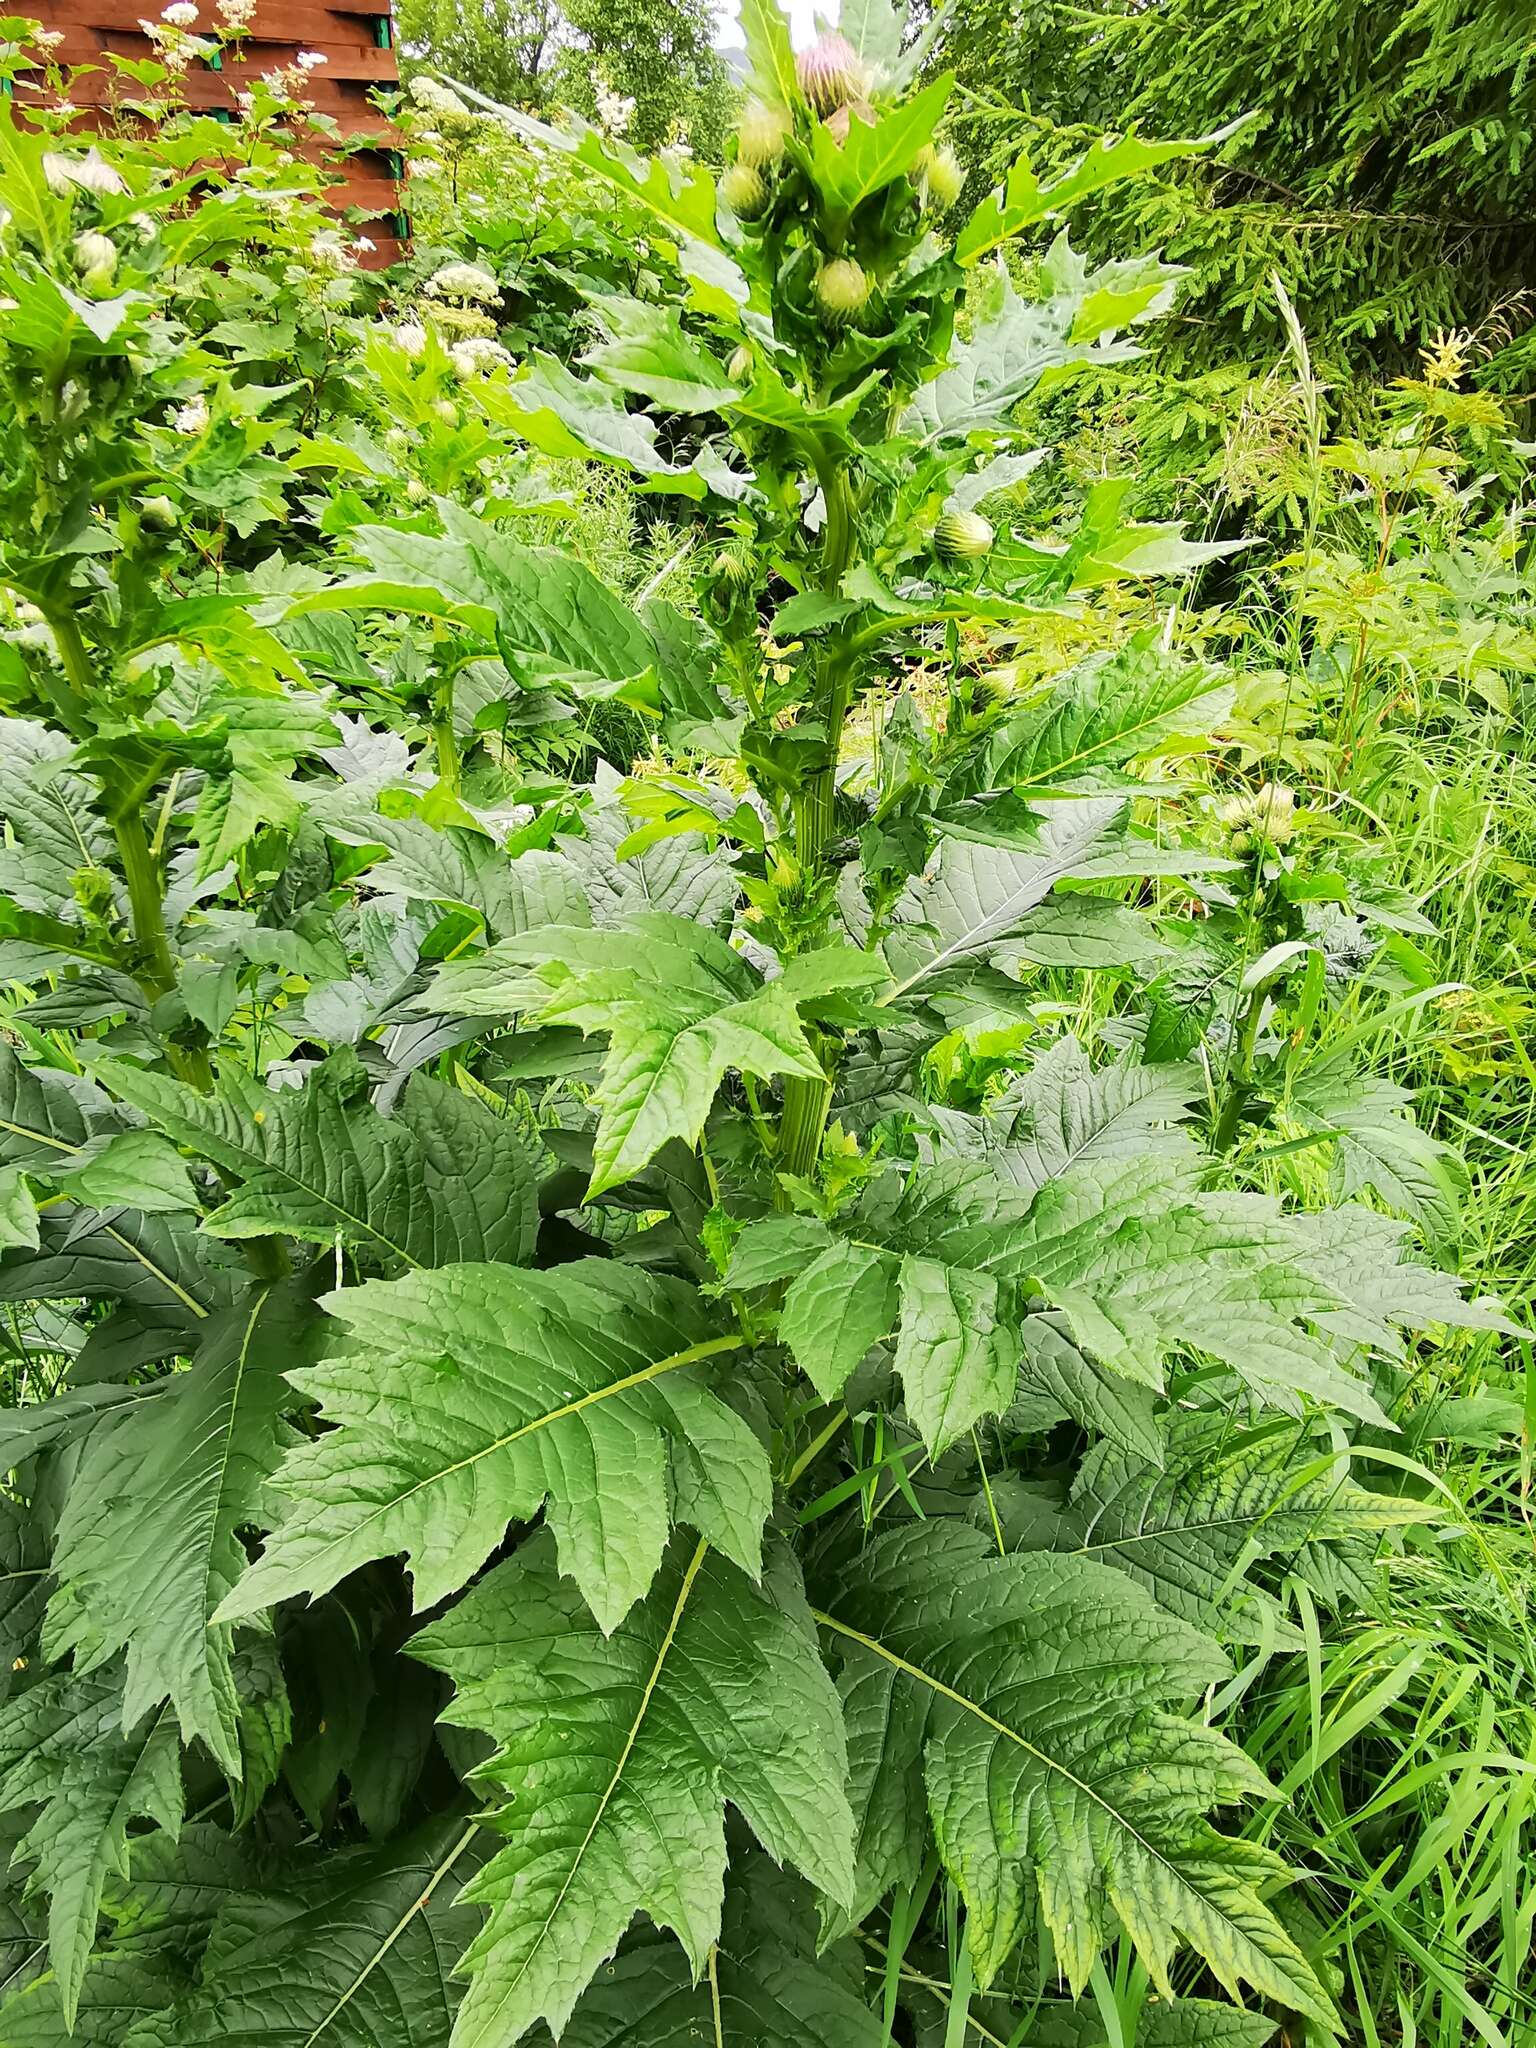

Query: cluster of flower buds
[1218,781,1299,851]
[720,29,967,332]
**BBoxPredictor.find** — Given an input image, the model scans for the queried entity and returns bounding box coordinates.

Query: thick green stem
[432,672,459,793]
[778,459,860,1181]
[45,609,212,1089]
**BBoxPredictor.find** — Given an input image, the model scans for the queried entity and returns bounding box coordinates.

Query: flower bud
[139,494,177,528]
[796,30,867,115]
[720,161,768,221]
[815,255,869,322]
[727,344,753,384]
[934,509,995,559]
[406,478,430,503]
[736,98,789,168]
[72,230,117,288]
[825,99,874,145]
[711,543,755,589]
[432,398,457,425]
[922,144,965,209]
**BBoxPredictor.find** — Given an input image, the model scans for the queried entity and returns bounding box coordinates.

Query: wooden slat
[25,0,407,256]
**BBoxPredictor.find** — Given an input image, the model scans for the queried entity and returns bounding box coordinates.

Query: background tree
[395,0,562,111]
[397,0,736,154]
[930,0,1536,382]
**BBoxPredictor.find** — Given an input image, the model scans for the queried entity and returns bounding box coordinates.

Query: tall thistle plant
[0,4,1506,2044]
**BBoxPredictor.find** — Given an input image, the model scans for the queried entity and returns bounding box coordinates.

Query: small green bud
[139,494,177,529]
[796,30,867,115]
[721,161,768,221]
[736,98,790,168]
[73,229,116,279]
[923,145,965,210]
[934,508,995,559]
[816,255,870,322]
[727,344,753,384]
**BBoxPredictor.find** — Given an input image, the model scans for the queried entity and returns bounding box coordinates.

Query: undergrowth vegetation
[0,3,1531,2044]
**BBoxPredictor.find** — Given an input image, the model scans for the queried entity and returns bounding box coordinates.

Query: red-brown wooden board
[20,0,407,263]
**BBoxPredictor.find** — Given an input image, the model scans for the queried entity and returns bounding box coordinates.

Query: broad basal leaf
[0,1950,181,2048]
[558,1854,881,2046]
[326,807,589,940]
[410,1533,855,2046]
[41,1283,321,1778]
[882,799,1217,1001]
[0,1202,238,1376]
[217,1259,767,1632]
[984,1034,1200,1196]
[128,1813,483,2048]
[0,1668,181,2028]
[1050,1417,1440,1647]
[953,637,1235,800]
[291,520,663,701]
[99,1055,541,1269]
[905,253,1179,440]
[815,1521,1334,2021]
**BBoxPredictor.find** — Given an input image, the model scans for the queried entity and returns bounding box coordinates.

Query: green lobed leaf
[409,1532,855,2046]
[816,1521,1335,2020]
[97,1057,542,1269]
[41,1283,322,1778]
[0,1668,182,2028]
[216,1259,768,1631]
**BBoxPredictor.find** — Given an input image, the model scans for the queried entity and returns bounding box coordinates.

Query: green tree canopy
[931,0,1536,375]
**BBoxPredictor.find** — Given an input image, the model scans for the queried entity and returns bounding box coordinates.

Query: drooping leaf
[129,1813,484,2047]
[0,1668,182,2028]
[409,1533,855,2046]
[217,1260,767,1632]
[815,1521,1334,2020]
[1008,1312,1165,1466]
[1291,1059,1466,1249]
[41,1284,321,1778]
[98,1057,542,1269]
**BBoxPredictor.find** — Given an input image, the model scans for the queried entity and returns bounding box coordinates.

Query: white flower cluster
[423,262,500,304]
[138,10,215,68]
[41,149,126,196]
[215,0,255,25]
[170,393,209,435]
[309,229,356,273]
[591,69,634,138]
[449,335,511,378]
[408,76,469,117]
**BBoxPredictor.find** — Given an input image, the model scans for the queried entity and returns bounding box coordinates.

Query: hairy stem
[779,458,860,1181]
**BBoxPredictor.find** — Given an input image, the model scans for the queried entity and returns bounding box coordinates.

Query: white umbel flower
[170,393,209,434]
[423,261,500,304]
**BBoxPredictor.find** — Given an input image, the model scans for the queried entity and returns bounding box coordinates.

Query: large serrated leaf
[41,1283,320,1778]
[98,1058,541,1269]
[816,1521,1334,2021]
[0,1669,182,2028]
[216,1260,767,1631]
[410,1533,854,2046]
